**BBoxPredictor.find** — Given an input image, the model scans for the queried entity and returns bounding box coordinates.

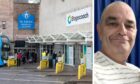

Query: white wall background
[39,0,92,35]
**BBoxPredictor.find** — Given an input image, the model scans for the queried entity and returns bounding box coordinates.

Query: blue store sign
[18,11,35,30]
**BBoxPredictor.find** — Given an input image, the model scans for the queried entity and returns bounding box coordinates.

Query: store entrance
[14,42,39,65]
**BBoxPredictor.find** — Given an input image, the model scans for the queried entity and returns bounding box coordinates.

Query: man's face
[98,4,137,60]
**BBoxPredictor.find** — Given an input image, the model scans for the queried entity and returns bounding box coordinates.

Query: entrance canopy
[43,35,55,43]
[26,32,92,44]
[26,36,36,43]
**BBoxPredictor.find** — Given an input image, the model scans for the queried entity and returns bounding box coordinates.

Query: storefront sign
[66,7,91,26]
[18,11,35,30]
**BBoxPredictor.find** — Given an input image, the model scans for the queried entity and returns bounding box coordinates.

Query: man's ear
[97,24,102,41]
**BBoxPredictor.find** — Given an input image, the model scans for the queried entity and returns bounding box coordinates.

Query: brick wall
[13,3,39,40]
[0,0,14,41]
[0,0,39,41]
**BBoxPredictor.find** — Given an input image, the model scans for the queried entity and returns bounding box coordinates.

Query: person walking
[17,51,22,67]
[52,52,57,68]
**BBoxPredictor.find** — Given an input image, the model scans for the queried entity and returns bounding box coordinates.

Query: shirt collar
[95,51,128,67]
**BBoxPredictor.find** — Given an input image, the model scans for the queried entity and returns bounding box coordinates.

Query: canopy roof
[26,32,92,44]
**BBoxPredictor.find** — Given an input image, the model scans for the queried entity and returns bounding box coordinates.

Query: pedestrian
[52,52,56,68]
[22,50,26,64]
[17,51,22,66]
[42,50,47,60]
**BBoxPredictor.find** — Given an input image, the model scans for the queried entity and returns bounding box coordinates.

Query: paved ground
[0,63,92,84]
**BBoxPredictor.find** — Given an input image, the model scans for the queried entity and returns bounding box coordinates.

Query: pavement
[0,63,92,84]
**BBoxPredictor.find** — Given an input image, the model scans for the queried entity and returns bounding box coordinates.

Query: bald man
[94,1,140,84]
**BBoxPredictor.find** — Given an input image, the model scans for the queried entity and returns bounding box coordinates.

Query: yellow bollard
[60,62,63,72]
[46,60,49,68]
[61,62,64,72]
[59,62,62,72]
[56,62,59,74]
[59,62,61,72]
[60,62,64,72]
[78,64,86,80]
[56,62,64,74]
[7,59,10,67]
[83,64,86,76]
[78,65,80,79]
[7,59,17,67]
[78,64,82,80]
[40,60,48,70]
[55,67,57,73]
[40,60,43,70]
[81,64,84,78]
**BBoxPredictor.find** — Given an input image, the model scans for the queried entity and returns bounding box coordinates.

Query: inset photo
[94,0,140,84]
